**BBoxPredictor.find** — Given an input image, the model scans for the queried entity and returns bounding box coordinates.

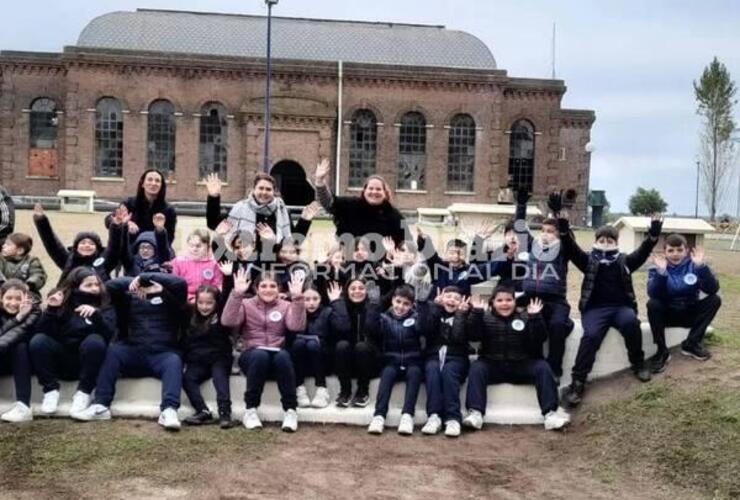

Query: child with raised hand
[367,284,425,436]
[221,268,306,432]
[32,203,119,285]
[181,284,235,429]
[172,228,223,303]
[647,235,721,371]
[0,279,40,422]
[120,210,171,276]
[0,233,47,295]
[291,284,336,409]
[272,237,313,298]
[29,267,115,416]
[462,287,569,432]
[313,245,349,305]
[560,214,663,408]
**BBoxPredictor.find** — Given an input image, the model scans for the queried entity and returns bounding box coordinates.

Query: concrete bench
[0,324,705,427]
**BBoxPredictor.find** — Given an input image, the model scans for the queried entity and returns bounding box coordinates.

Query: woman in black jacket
[29,267,115,417]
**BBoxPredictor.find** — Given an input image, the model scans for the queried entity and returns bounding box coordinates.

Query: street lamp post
[263,0,279,173]
[695,160,700,218]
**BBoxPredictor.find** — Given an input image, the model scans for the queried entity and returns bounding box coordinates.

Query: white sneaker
[444,420,461,438]
[243,408,262,430]
[282,409,298,432]
[462,410,484,430]
[158,408,181,431]
[421,413,442,435]
[296,385,311,408]
[311,387,331,409]
[41,390,60,414]
[1,402,33,423]
[397,413,414,435]
[70,391,92,414]
[543,408,571,431]
[70,403,110,422]
[367,415,385,434]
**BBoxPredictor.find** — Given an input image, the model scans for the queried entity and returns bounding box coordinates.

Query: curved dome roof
[76,9,497,70]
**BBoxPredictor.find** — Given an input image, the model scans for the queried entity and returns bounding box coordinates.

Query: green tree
[694,57,737,221]
[628,187,668,215]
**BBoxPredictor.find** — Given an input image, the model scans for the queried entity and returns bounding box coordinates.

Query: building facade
[0,9,595,219]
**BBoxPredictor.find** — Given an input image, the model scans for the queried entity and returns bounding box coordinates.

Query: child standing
[0,233,47,294]
[221,269,306,432]
[172,229,223,303]
[647,235,721,371]
[0,280,40,422]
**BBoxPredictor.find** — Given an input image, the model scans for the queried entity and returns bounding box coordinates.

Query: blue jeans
[94,343,183,410]
[238,349,297,411]
[424,356,468,423]
[373,362,423,418]
[29,333,108,394]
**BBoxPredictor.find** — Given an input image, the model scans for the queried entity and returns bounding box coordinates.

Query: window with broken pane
[508,119,535,193]
[397,111,426,190]
[348,109,377,187]
[30,98,58,149]
[199,102,228,180]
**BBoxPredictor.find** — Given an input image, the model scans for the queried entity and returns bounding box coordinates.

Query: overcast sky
[3,0,740,215]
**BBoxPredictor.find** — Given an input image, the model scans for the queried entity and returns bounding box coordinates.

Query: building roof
[76,9,497,70]
[613,217,716,234]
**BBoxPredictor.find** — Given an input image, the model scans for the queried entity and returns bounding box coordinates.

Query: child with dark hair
[560,215,663,407]
[29,267,115,416]
[0,279,40,422]
[271,237,313,297]
[646,234,721,371]
[181,284,235,428]
[119,211,171,276]
[462,286,569,431]
[0,232,47,294]
[367,284,425,435]
[313,245,350,305]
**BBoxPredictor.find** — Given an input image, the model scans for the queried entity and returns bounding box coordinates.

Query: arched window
[147,99,176,176]
[29,98,58,149]
[447,114,476,192]
[348,109,377,187]
[508,119,535,193]
[397,111,426,190]
[199,102,228,180]
[95,97,124,178]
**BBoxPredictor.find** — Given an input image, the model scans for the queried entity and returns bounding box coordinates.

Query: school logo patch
[683,273,698,286]
[403,318,416,327]
[202,268,214,280]
[93,257,105,267]
[268,311,283,322]
[511,319,526,332]
[457,271,468,281]
[150,297,163,305]
[292,269,307,281]
[84,319,93,325]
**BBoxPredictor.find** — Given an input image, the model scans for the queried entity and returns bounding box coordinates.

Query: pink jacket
[171,256,223,302]
[221,292,306,351]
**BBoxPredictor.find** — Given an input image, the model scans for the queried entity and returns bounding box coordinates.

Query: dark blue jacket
[647,257,719,308]
[416,301,472,359]
[370,305,423,368]
[464,308,547,362]
[121,229,171,276]
[290,306,333,347]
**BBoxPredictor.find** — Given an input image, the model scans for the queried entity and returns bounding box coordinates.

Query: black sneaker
[632,363,652,382]
[561,380,585,408]
[351,392,370,408]
[649,350,671,373]
[184,409,214,426]
[219,414,235,429]
[681,343,712,361]
[335,393,351,408]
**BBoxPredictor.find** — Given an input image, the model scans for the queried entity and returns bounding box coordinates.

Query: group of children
[0,188,722,437]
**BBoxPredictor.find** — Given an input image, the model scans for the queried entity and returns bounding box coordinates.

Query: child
[313,245,349,306]
[417,286,472,437]
[70,272,188,431]
[120,211,171,276]
[330,278,381,408]
[560,216,663,407]
[221,269,306,432]
[462,286,570,431]
[291,285,335,409]
[647,235,721,371]
[172,228,223,303]
[0,279,40,422]
[29,268,115,415]
[366,284,424,435]
[33,204,119,285]
[181,284,235,428]
[271,238,313,297]
[0,233,47,294]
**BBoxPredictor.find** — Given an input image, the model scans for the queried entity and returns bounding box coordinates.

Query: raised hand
[649,213,664,239]
[691,247,705,266]
[218,260,234,277]
[288,274,306,300]
[327,281,342,302]
[516,188,531,206]
[474,220,495,240]
[16,293,33,320]
[215,220,233,236]
[458,296,471,313]
[382,236,396,254]
[433,287,444,305]
[204,173,223,197]
[366,281,380,302]
[415,281,433,302]
[153,213,166,231]
[233,267,251,295]
[75,304,97,319]
[547,190,563,215]
[33,203,44,218]
[301,201,321,221]
[470,294,486,310]
[652,254,667,272]
[314,158,330,186]
[128,277,146,300]
[127,221,140,235]
[527,297,544,315]
[256,223,276,242]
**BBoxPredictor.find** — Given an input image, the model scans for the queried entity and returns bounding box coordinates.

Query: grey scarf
[227,195,292,244]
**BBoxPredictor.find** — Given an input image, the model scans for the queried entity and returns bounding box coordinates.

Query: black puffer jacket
[290,306,333,347]
[181,312,233,365]
[417,301,472,359]
[330,298,380,346]
[464,308,546,362]
[35,291,117,346]
[0,304,40,352]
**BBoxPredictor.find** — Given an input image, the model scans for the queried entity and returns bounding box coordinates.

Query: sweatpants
[647,295,721,352]
[373,362,423,418]
[334,340,378,397]
[182,357,232,416]
[424,356,468,423]
[0,342,31,405]
[238,349,297,411]
[571,305,644,383]
[291,336,327,387]
[94,343,183,410]
[542,297,574,377]
[29,333,107,394]
[466,359,558,415]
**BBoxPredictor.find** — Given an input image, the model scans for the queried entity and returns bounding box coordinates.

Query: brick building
[0,9,595,218]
